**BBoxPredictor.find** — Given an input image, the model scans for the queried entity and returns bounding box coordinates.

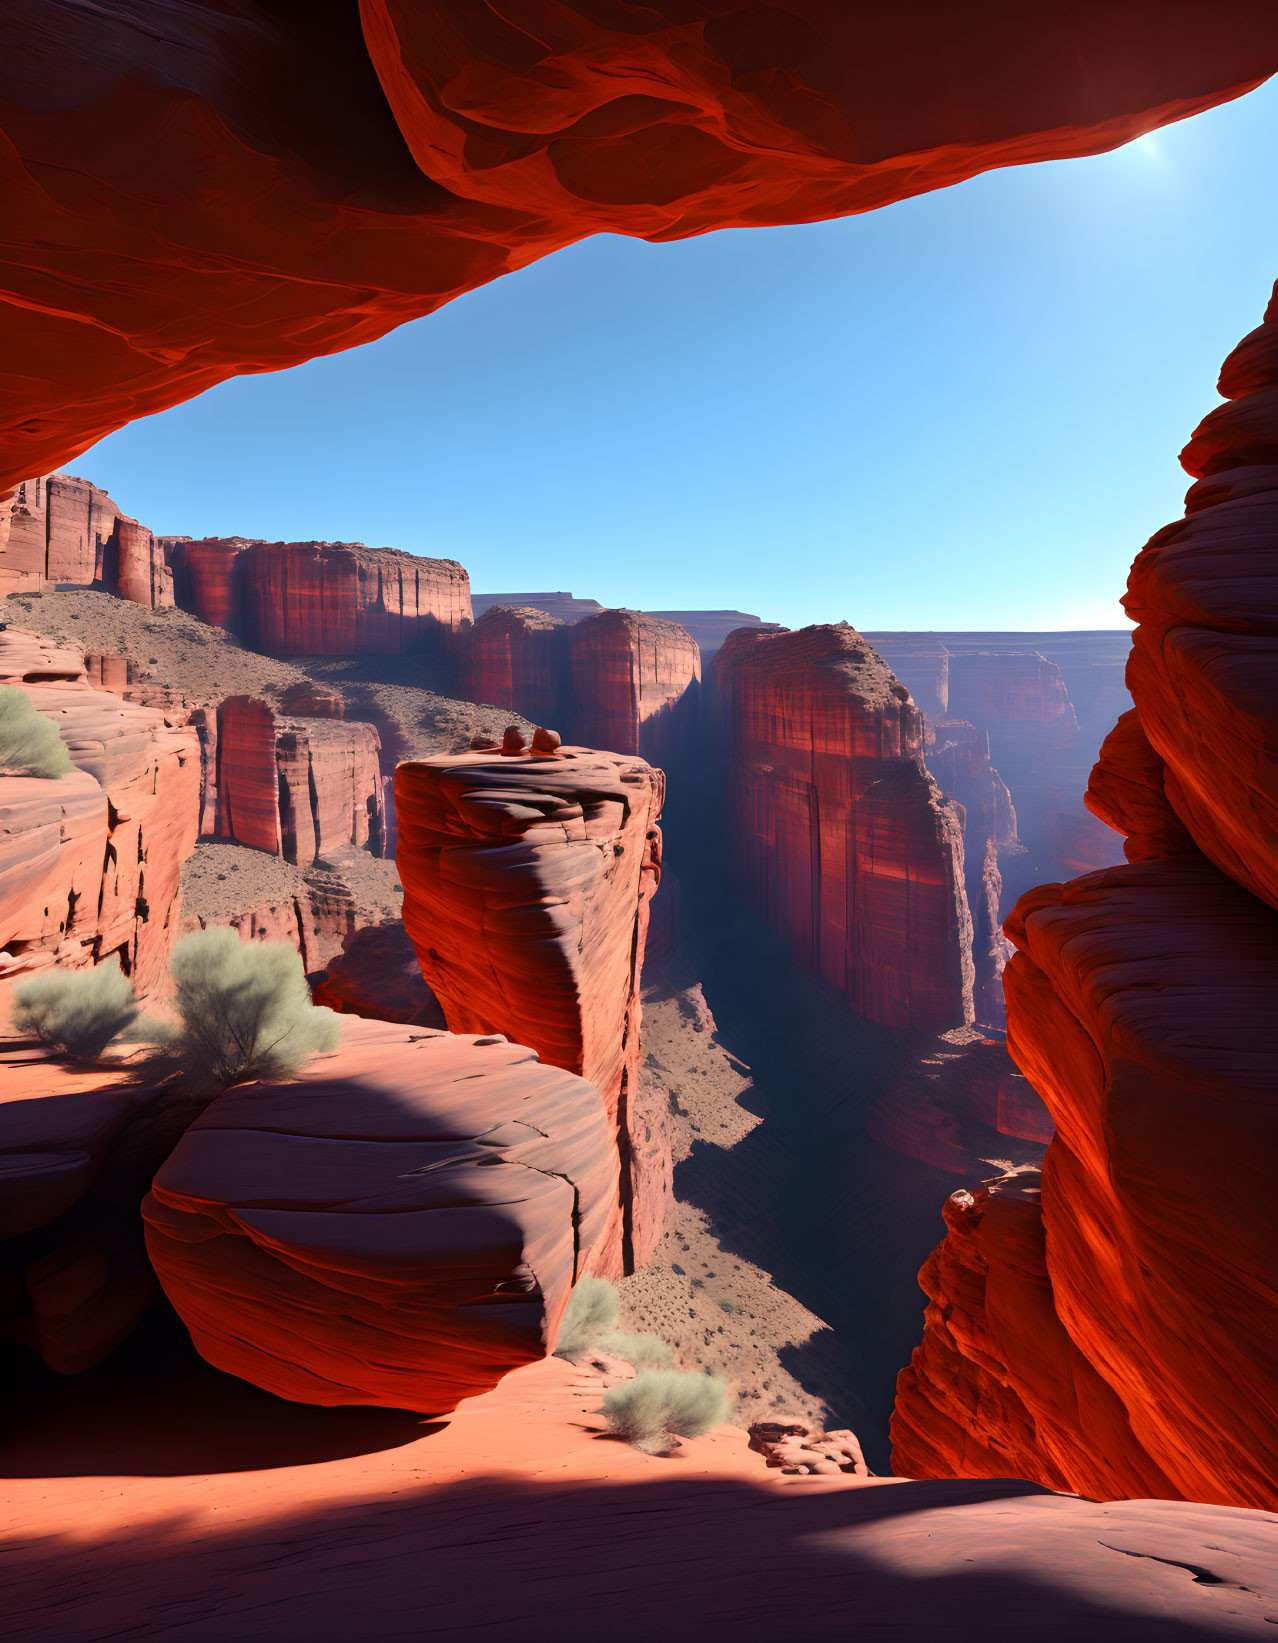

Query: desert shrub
[167,928,340,1091]
[556,1276,621,1356]
[11,957,139,1059]
[0,685,71,779]
[602,1370,729,1450]
[598,1331,676,1370]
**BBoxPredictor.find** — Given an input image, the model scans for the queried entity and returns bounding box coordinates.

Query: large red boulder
[395,743,667,1273]
[142,1017,618,1410]
[2,4,1274,489]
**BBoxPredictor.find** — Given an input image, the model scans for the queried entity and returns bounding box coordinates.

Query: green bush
[0,685,71,779]
[11,957,139,1060]
[598,1331,676,1370]
[602,1370,729,1450]
[556,1276,621,1356]
[167,928,341,1092]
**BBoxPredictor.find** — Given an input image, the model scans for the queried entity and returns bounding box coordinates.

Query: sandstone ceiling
[2,2,1277,490]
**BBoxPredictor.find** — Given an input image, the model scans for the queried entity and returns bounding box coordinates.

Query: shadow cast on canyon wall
[1,1301,431,1478]
[2,1471,1244,1642]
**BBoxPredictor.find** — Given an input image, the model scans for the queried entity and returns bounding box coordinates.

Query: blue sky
[80,78,1277,632]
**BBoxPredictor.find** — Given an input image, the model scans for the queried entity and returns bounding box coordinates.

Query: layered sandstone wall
[215,696,385,865]
[1,472,172,606]
[169,538,472,654]
[395,742,667,1274]
[893,286,1278,1512]
[715,624,974,1033]
[0,629,200,1001]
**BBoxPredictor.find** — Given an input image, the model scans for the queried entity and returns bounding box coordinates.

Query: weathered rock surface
[5,5,1273,489]
[143,1017,619,1411]
[1125,280,1278,909]
[395,745,666,1273]
[1086,709,1197,863]
[215,696,385,864]
[169,539,471,655]
[0,630,199,999]
[895,856,1278,1509]
[715,625,973,1032]
[644,611,784,661]
[471,591,605,624]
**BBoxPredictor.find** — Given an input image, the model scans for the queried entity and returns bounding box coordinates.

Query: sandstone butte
[715,624,975,1034]
[2,6,1275,493]
[893,288,1278,1512]
[0,628,199,1005]
[143,1016,618,1411]
[461,605,701,759]
[395,741,668,1275]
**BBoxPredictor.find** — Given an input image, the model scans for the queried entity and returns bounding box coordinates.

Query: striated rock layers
[5,5,1275,490]
[462,605,701,760]
[170,539,471,655]
[0,629,199,1000]
[1,472,171,605]
[214,696,385,864]
[715,625,973,1033]
[143,1017,619,1411]
[894,288,1278,1510]
[395,744,667,1274]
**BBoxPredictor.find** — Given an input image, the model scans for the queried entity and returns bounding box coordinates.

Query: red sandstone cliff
[893,291,1278,1512]
[1,472,171,605]
[461,605,567,728]
[170,538,471,655]
[715,625,974,1033]
[213,696,384,864]
[0,630,199,1001]
[395,743,667,1274]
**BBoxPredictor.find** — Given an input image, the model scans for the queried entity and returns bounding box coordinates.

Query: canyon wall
[2,472,172,605]
[460,604,701,761]
[170,538,472,654]
[715,625,973,1033]
[395,741,667,1275]
[893,286,1278,1512]
[0,629,199,1002]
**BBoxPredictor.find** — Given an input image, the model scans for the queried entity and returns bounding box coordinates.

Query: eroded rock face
[0,630,199,999]
[895,857,1278,1509]
[1126,279,1278,908]
[4,5,1273,489]
[395,745,666,1273]
[311,920,446,1028]
[461,605,567,729]
[715,625,974,1033]
[143,1017,619,1411]
[567,611,701,760]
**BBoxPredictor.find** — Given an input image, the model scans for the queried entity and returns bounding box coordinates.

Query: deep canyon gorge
[2,6,1277,1640]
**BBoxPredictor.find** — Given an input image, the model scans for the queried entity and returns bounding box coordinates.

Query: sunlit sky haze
[79,78,1278,632]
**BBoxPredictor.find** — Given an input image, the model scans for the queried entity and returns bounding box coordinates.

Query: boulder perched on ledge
[143,1018,618,1411]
